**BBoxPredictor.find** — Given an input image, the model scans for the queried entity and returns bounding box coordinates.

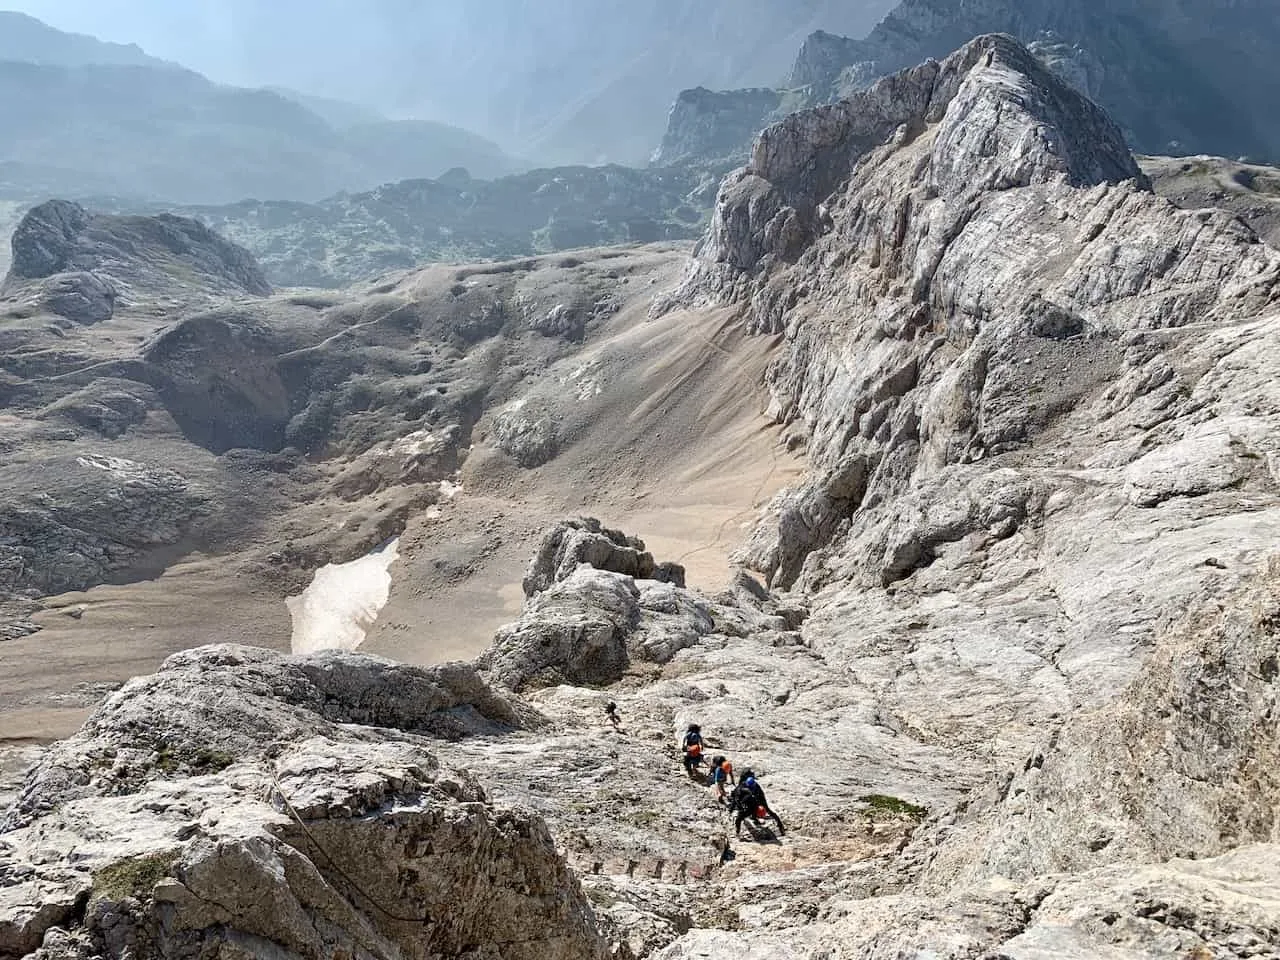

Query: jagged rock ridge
[658,0,1280,169]
[648,31,1280,955]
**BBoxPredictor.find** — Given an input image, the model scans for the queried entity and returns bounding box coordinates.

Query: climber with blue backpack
[730,769,785,838]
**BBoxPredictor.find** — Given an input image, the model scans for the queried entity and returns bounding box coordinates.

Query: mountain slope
[659,0,1280,168]
[0,9,174,69]
[3,32,1280,960]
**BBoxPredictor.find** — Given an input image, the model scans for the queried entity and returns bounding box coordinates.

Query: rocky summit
[657,0,1280,171]
[3,28,1280,960]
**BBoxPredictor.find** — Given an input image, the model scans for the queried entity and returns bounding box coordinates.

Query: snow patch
[287,538,399,654]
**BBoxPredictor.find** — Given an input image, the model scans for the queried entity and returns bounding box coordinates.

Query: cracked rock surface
[0,646,603,960]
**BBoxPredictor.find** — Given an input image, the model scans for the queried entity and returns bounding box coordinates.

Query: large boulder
[480,521,796,692]
[0,645,604,960]
[522,518,686,597]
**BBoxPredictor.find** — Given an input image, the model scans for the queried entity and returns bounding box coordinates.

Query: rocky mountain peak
[785,28,870,90]
[679,34,1145,304]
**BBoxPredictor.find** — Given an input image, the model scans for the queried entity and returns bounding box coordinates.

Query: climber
[709,755,735,803]
[604,700,621,730]
[681,723,705,776]
[730,769,784,838]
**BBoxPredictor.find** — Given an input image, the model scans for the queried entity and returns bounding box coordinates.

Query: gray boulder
[0,644,603,960]
[522,518,687,597]
[492,403,561,468]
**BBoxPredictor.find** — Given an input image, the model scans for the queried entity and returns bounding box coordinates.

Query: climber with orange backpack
[709,755,735,803]
[730,769,785,838]
[681,723,705,777]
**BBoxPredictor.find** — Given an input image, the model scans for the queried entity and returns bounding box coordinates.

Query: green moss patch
[91,851,179,904]
[858,794,927,820]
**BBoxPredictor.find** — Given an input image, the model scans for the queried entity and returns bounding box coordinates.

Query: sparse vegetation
[152,743,236,775]
[858,794,927,820]
[624,809,661,828]
[90,851,178,904]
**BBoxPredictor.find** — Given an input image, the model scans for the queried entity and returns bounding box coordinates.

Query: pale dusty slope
[0,242,801,746]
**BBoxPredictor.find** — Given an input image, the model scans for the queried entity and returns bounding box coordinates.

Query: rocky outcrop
[635,30,1280,957]
[652,87,782,168]
[652,844,1280,959]
[481,521,719,691]
[666,35,1147,325]
[784,30,869,92]
[522,518,686,596]
[0,644,603,959]
[928,557,1280,885]
[0,201,269,325]
[22,272,116,326]
[0,454,210,598]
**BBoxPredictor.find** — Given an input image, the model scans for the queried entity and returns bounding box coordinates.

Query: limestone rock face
[652,87,783,168]
[926,558,1280,886]
[629,30,1280,959]
[669,35,1280,596]
[651,845,1280,959]
[785,30,868,92]
[673,35,1147,321]
[0,644,604,960]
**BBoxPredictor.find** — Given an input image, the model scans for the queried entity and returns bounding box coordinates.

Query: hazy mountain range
[0,10,521,204]
[4,1,899,166]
